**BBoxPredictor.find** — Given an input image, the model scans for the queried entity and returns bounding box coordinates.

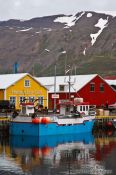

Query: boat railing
[88,105,96,116]
[89,111,96,116]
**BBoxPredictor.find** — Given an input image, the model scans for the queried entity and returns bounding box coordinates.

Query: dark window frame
[59,85,65,91]
[90,83,95,92]
[100,83,104,92]
[24,80,30,87]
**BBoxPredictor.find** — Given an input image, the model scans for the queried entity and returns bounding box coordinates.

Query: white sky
[0,0,116,20]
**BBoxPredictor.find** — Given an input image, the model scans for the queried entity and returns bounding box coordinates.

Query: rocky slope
[0,11,116,76]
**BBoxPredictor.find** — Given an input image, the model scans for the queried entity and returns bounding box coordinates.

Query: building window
[66,106,70,112]
[38,96,44,106]
[10,96,16,105]
[100,83,104,92]
[24,80,30,87]
[29,97,35,102]
[90,83,95,92]
[59,85,64,91]
[19,97,26,104]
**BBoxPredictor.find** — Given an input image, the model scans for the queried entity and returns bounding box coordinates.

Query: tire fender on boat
[32,117,41,124]
[41,117,51,124]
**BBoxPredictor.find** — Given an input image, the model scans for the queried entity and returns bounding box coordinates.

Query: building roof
[0,73,47,90]
[105,79,116,86]
[104,76,116,80]
[35,74,98,93]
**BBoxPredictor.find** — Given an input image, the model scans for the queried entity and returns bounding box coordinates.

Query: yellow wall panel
[0,90,4,99]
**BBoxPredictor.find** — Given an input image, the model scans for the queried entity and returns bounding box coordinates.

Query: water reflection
[0,130,116,175]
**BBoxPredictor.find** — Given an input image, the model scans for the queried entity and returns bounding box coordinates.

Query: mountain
[0,11,116,76]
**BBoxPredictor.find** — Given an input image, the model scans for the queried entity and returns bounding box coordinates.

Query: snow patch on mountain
[83,48,87,55]
[16,27,33,32]
[90,18,108,45]
[87,13,92,18]
[54,12,85,27]
[54,15,77,27]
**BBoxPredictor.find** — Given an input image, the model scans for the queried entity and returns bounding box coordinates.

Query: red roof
[74,102,90,106]
[104,76,116,80]
[20,102,34,106]
[60,101,89,106]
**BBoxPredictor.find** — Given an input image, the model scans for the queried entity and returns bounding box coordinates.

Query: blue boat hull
[9,120,95,136]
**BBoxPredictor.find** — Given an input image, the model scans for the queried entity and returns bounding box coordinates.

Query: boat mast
[69,72,71,101]
[54,62,56,113]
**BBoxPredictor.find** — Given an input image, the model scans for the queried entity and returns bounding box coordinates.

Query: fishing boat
[9,100,96,136]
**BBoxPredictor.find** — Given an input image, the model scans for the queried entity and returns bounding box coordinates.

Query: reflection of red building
[94,135,116,161]
[36,74,116,111]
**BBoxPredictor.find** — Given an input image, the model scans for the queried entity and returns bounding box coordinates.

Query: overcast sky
[0,0,116,21]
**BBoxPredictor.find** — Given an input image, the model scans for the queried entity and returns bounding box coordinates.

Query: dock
[95,115,116,119]
[0,116,11,134]
[94,115,116,131]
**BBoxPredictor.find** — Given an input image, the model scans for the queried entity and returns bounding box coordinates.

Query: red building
[36,74,116,111]
[78,75,116,107]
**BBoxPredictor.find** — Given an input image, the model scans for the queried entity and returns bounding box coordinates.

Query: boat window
[83,106,85,111]
[86,106,88,111]
[100,83,104,92]
[90,83,95,92]
[80,106,82,111]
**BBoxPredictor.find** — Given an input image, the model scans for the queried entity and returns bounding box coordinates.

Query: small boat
[9,101,96,136]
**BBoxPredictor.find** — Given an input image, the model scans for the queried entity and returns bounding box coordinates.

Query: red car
[108,103,116,111]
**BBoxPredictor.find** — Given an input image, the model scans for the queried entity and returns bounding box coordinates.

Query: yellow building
[0,73,48,110]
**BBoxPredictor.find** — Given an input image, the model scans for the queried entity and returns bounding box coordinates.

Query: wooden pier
[0,117,10,134]
[96,115,116,119]
[94,115,116,130]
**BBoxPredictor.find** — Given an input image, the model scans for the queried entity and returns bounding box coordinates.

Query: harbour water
[0,130,116,175]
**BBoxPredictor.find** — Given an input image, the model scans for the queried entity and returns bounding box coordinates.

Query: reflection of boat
[10,132,94,148]
[10,102,95,136]
[10,132,95,168]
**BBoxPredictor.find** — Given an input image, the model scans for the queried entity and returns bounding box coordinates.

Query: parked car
[0,100,15,113]
[108,103,116,112]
